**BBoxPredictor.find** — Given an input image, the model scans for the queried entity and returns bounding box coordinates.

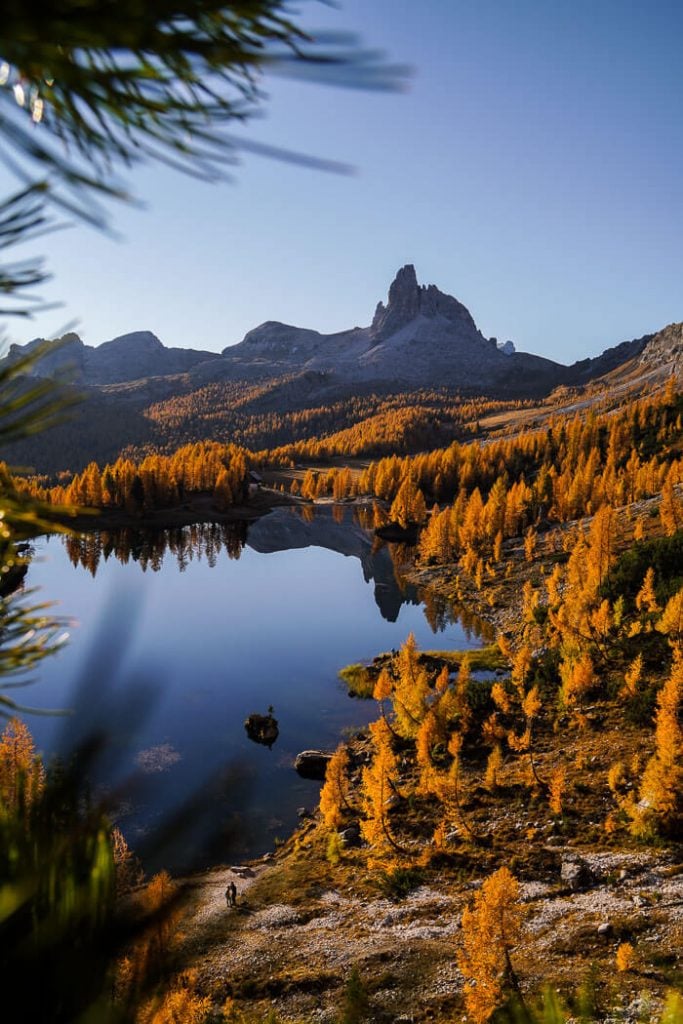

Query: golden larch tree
[0,717,44,814]
[319,744,354,829]
[372,666,393,724]
[620,654,643,700]
[635,567,660,617]
[390,476,427,528]
[659,477,682,537]
[360,718,404,863]
[656,588,683,645]
[433,732,477,842]
[391,633,431,739]
[559,650,595,708]
[457,866,527,1024]
[415,709,442,796]
[629,655,682,837]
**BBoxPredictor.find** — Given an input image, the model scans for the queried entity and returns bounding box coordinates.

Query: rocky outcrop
[338,822,362,848]
[370,264,482,344]
[565,334,650,385]
[226,321,326,361]
[637,322,683,377]
[294,750,332,780]
[6,332,87,382]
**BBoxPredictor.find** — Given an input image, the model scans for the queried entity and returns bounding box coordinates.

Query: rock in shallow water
[294,750,332,780]
[244,712,279,748]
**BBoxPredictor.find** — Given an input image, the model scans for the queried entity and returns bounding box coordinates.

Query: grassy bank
[339,643,506,698]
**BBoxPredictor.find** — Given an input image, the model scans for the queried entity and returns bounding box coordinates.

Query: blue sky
[5,0,683,363]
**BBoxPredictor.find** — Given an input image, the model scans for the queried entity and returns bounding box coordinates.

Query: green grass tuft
[339,663,376,698]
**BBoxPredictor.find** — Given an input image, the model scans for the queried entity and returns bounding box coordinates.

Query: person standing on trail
[225,881,237,908]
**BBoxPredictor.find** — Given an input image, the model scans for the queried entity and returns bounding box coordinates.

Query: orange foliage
[360,718,403,863]
[615,942,636,973]
[458,867,526,1024]
[390,633,430,739]
[319,745,353,829]
[629,655,682,836]
[0,717,44,814]
[19,441,249,514]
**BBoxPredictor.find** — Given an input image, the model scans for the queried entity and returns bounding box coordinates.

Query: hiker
[225,881,237,908]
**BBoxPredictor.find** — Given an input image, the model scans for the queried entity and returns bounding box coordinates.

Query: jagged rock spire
[370,264,479,343]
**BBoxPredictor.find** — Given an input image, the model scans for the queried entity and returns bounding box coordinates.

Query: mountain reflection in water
[62,505,472,628]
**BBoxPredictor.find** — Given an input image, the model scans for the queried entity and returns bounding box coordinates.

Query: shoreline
[39,487,301,535]
[36,491,383,538]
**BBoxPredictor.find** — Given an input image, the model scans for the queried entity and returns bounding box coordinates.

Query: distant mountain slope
[5,330,220,386]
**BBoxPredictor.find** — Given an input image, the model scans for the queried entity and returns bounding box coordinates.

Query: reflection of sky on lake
[22,515,477,870]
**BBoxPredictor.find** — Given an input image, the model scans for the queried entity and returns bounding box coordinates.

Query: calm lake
[21,506,481,871]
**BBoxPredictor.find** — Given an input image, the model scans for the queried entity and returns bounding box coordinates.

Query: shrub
[374,866,424,900]
[607,531,683,608]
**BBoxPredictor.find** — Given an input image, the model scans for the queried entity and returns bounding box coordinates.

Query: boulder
[338,822,362,848]
[230,865,255,878]
[294,750,332,780]
[561,856,595,892]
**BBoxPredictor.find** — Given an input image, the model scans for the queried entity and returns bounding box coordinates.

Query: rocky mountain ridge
[5,265,670,398]
[213,264,570,393]
[6,330,220,386]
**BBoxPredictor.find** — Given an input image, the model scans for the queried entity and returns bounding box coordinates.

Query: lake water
[19,506,480,871]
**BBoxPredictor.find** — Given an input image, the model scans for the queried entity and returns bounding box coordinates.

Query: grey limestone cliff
[370,263,483,345]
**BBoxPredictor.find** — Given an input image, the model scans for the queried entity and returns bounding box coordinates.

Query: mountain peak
[390,263,419,297]
[370,265,419,342]
[99,330,164,353]
[370,265,480,344]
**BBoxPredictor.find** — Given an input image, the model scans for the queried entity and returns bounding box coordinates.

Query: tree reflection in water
[64,522,248,576]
